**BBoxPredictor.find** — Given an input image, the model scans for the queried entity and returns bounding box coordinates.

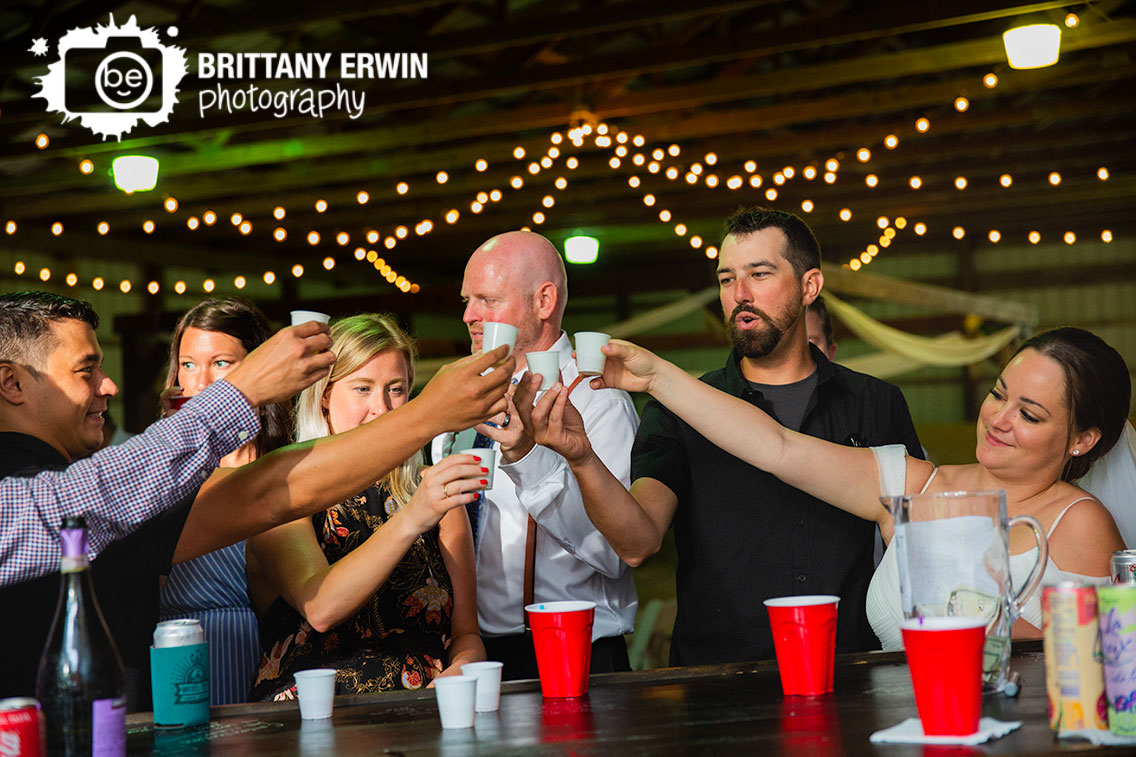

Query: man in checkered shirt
[0,291,336,587]
[0,291,515,706]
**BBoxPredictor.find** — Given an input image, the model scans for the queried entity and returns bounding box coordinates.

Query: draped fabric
[822,291,1024,375]
[1076,420,1136,549]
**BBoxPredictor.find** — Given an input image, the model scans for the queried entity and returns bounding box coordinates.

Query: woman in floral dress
[247,314,486,699]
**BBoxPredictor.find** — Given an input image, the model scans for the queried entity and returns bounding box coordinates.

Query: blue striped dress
[159,542,260,705]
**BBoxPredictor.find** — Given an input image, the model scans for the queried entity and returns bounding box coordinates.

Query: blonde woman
[247,314,486,699]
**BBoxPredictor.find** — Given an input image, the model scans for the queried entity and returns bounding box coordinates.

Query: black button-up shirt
[631,345,923,666]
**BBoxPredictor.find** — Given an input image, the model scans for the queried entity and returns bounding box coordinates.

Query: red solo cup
[525,601,595,697]
[763,595,840,696]
[169,395,190,411]
[901,617,986,736]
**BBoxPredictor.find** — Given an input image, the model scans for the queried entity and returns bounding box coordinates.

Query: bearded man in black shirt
[513,207,924,665]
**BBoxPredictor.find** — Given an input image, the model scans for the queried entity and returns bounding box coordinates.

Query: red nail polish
[480,479,488,486]
[481,467,489,473]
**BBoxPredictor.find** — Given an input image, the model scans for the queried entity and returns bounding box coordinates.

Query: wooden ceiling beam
[5,4,1127,143]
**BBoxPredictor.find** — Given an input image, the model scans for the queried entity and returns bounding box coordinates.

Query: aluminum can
[1042,583,1107,732]
[1097,585,1136,736]
[1111,550,1136,585]
[153,618,205,648]
[151,619,210,728]
[0,698,45,757]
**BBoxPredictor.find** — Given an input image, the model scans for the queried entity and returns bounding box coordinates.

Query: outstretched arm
[589,340,890,526]
[174,347,514,563]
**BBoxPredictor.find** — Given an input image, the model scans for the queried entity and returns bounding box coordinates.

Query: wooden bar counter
[126,641,1126,755]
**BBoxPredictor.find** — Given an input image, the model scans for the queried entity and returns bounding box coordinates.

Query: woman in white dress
[521,327,1129,648]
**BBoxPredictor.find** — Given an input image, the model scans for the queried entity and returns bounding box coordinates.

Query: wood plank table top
[126,641,1129,755]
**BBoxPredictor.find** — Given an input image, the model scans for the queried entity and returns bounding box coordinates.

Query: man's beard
[725,301,801,359]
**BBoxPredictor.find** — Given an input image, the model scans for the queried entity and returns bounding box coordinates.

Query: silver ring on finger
[501,413,511,428]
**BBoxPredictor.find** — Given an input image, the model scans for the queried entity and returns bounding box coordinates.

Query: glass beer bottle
[36,516,126,756]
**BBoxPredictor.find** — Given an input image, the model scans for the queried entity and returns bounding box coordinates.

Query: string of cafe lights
[10,19,1118,294]
[10,119,1113,291]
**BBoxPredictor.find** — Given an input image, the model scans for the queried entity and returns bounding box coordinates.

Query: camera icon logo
[96,51,155,110]
[34,14,188,141]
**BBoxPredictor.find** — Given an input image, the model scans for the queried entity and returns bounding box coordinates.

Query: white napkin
[1057,729,1136,746]
[870,717,1021,745]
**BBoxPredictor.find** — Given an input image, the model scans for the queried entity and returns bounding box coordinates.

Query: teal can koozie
[150,619,210,728]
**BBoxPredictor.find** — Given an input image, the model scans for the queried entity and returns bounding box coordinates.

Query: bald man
[431,231,640,680]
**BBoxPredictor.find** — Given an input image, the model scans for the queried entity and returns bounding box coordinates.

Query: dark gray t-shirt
[747,370,819,432]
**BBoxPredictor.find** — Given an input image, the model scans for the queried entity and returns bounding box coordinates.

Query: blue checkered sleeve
[0,379,260,586]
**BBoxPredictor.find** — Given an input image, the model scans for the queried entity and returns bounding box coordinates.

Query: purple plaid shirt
[0,380,260,587]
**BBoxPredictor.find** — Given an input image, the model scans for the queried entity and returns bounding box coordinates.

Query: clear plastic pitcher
[884,490,1048,692]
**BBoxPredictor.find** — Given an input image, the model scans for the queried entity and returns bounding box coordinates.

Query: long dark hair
[165,298,292,456]
[1013,327,1131,481]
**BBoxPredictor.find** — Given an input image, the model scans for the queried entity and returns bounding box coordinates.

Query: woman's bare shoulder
[920,463,980,491]
[1050,484,1117,532]
[1046,484,1123,572]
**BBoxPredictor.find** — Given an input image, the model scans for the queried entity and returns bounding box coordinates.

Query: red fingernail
[480,479,488,486]
[481,467,489,473]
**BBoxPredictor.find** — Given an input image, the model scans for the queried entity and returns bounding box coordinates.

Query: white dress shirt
[432,332,639,641]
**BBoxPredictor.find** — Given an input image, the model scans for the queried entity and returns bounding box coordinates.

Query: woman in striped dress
[158,298,293,704]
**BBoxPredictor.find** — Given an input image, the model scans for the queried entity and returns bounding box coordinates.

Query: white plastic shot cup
[461,661,504,712]
[294,668,337,719]
[291,310,331,327]
[459,447,497,489]
[434,675,478,729]
[482,322,519,355]
[525,350,561,391]
[573,332,610,376]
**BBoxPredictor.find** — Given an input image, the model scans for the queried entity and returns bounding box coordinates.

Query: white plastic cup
[294,668,337,719]
[461,661,504,712]
[525,350,561,391]
[291,310,330,326]
[434,675,478,729]
[482,322,519,355]
[574,332,610,376]
[459,448,496,489]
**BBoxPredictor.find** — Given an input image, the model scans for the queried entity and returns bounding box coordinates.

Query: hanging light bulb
[1003,23,1061,69]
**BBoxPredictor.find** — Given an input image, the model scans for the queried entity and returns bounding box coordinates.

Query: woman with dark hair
[159,298,292,704]
[517,326,1130,649]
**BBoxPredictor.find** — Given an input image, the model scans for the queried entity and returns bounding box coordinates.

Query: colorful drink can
[1042,583,1107,732]
[1097,585,1136,736]
[0,698,45,756]
[150,619,210,728]
[1111,550,1136,585]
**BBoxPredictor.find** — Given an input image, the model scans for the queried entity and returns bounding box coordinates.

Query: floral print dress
[250,484,454,700]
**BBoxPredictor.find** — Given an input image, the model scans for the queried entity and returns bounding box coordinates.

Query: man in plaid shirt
[0,291,336,586]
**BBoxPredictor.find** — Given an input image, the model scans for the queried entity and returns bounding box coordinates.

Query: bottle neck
[59,527,90,573]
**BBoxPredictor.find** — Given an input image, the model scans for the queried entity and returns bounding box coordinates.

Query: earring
[1072,449,1080,456]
